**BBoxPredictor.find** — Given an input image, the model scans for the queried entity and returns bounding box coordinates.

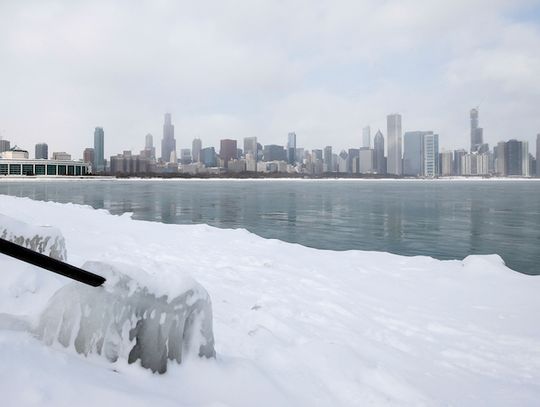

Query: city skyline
[1,1,539,157]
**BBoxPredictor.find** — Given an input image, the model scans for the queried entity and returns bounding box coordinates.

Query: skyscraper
[387,114,402,175]
[83,148,95,166]
[287,132,296,165]
[536,134,540,177]
[362,126,371,148]
[496,141,507,176]
[243,137,258,158]
[323,146,333,172]
[440,151,453,176]
[453,149,466,175]
[192,138,202,163]
[522,141,530,177]
[470,108,484,152]
[145,133,156,160]
[161,113,176,163]
[0,138,10,153]
[373,130,385,174]
[35,143,48,159]
[423,133,439,177]
[220,139,237,168]
[505,139,522,176]
[200,147,216,167]
[94,127,105,172]
[403,131,431,176]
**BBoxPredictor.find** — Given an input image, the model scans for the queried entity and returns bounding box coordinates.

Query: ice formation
[36,261,215,373]
[0,213,215,373]
[0,214,66,260]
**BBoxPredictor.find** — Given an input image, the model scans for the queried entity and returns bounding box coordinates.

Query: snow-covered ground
[1,194,539,406]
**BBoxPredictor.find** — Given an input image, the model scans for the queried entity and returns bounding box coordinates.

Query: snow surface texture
[0,213,66,260]
[0,195,539,406]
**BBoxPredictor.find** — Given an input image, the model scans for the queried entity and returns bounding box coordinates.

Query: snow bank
[1,195,540,406]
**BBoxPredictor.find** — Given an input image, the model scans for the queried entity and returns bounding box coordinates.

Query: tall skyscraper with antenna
[470,108,484,152]
[161,113,176,163]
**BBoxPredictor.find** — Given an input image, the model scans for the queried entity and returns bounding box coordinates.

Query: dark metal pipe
[0,237,105,287]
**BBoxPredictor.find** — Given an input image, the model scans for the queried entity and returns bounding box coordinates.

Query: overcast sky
[1,0,539,159]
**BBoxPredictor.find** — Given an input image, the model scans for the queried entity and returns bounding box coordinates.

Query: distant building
[373,130,385,174]
[337,150,348,173]
[453,149,466,176]
[144,133,156,160]
[505,139,522,176]
[245,153,257,172]
[287,132,296,164]
[359,148,374,174]
[263,144,286,162]
[470,108,484,153]
[220,139,238,168]
[243,137,258,158]
[347,148,359,174]
[423,133,439,177]
[192,138,202,163]
[110,151,149,175]
[0,157,88,176]
[161,113,176,163]
[93,127,105,172]
[323,146,333,172]
[52,152,71,161]
[201,147,217,167]
[295,148,304,163]
[227,158,246,173]
[1,147,29,159]
[403,131,431,176]
[180,149,192,164]
[387,114,402,175]
[35,143,48,159]
[522,141,530,177]
[362,126,371,148]
[440,150,453,176]
[0,139,10,153]
[495,141,507,176]
[537,134,540,177]
[83,148,95,167]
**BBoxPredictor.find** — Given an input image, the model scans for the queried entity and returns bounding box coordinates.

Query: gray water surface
[1,179,539,275]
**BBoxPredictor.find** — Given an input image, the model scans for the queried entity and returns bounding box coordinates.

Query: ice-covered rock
[35,261,215,373]
[0,214,66,261]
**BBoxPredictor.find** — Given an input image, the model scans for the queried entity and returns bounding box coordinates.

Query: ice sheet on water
[0,213,66,260]
[35,261,216,373]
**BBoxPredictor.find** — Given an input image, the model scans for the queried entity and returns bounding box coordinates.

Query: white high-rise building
[362,126,371,148]
[522,141,530,177]
[387,114,402,175]
[423,133,439,177]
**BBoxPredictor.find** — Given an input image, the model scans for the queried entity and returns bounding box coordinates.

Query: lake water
[1,179,539,275]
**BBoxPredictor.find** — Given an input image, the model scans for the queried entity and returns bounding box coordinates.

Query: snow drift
[0,194,539,406]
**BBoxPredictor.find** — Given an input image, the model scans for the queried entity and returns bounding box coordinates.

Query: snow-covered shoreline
[1,195,539,406]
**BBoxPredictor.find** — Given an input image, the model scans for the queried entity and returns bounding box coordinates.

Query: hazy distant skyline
[1,0,539,159]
